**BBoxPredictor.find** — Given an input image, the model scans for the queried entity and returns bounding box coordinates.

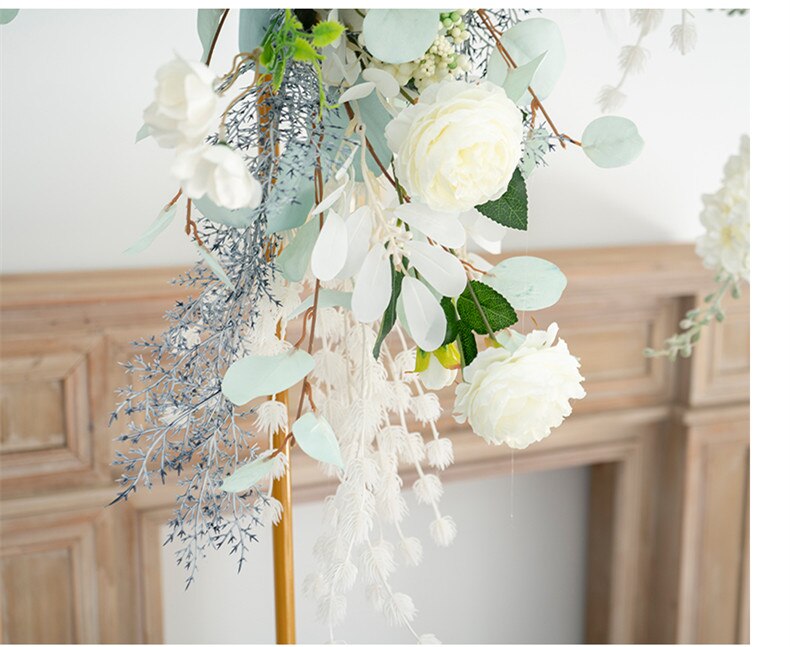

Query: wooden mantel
[0,244,749,644]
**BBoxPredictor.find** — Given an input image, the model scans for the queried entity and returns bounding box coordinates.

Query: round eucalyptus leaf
[481,255,567,311]
[292,412,344,468]
[221,350,315,406]
[362,9,441,64]
[220,451,278,493]
[582,116,644,168]
[194,196,257,229]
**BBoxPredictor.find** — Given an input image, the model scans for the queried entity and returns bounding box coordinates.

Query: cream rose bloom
[143,56,218,149]
[172,144,262,210]
[453,324,585,449]
[385,80,523,213]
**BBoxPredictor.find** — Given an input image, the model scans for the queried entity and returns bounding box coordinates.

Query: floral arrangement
[114,8,644,640]
[648,134,750,360]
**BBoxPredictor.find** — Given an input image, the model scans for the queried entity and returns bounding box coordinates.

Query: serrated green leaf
[457,281,518,335]
[582,116,644,168]
[292,412,344,468]
[293,36,320,62]
[221,350,315,406]
[440,296,459,346]
[457,321,478,366]
[372,263,404,359]
[476,168,528,231]
[312,20,345,47]
[220,451,279,493]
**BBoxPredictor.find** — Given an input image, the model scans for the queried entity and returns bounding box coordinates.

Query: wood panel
[0,244,749,644]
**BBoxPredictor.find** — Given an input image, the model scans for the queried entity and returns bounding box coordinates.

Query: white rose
[172,144,262,210]
[385,80,523,213]
[143,56,218,148]
[453,324,585,449]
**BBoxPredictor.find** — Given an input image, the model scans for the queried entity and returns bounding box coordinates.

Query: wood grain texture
[0,244,749,644]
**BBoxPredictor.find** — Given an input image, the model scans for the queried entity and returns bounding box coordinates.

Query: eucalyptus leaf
[124,204,177,254]
[195,243,233,289]
[197,9,226,62]
[135,123,150,143]
[220,451,279,493]
[222,350,315,406]
[362,9,442,64]
[0,9,19,25]
[292,412,344,468]
[582,116,644,168]
[481,256,567,311]
[287,289,352,321]
[239,8,276,52]
[476,168,528,231]
[276,217,321,282]
[502,51,547,106]
[456,281,517,335]
[194,196,258,229]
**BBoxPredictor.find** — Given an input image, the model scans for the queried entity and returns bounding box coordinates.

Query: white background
[0,8,749,644]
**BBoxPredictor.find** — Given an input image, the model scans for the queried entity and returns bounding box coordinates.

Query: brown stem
[342,103,401,191]
[205,9,230,66]
[184,199,203,246]
[165,189,183,210]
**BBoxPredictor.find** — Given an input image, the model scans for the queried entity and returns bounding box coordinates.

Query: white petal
[338,81,375,103]
[395,203,466,248]
[459,209,507,254]
[362,67,400,99]
[404,241,467,298]
[311,210,348,281]
[336,205,373,280]
[311,180,347,217]
[352,243,392,323]
[400,276,446,351]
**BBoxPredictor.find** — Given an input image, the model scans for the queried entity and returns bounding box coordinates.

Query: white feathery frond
[303,572,330,600]
[254,399,288,435]
[322,495,339,529]
[317,593,348,626]
[425,438,454,471]
[430,515,457,547]
[383,592,417,627]
[313,348,347,386]
[393,348,418,381]
[260,497,283,525]
[383,380,413,412]
[315,307,346,344]
[670,13,697,55]
[267,452,289,481]
[630,9,664,35]
[399,536,423,566]
[618,44,649,74]
[362,540,396,583]
[418,634,442,644]
[597,85,627,113]
[401,432,426,463]
[366,584,388,612]
[338,486,375,546]
[329,560,358,593]
[378,425,408,456]
[413,474,444,505]
[410,392,442,424]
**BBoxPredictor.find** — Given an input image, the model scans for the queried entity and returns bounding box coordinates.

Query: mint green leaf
[276,217,320,282]
[195,243,233,289]
[457,321,478,366]
[481,256,567,311]
[582,116,644,168]
[124,204,177,254]
[292,412,344,468]
[239,8,276,52]
[194,196,257,229]
[457,281,518,335]
[362,9,442,64]
[312,20,345,47]
[476,168,528,231]
[502,51,546,106]
[440,296,459,346]
[265,169,314,234]
[0,9,19,25]
[135,123,150,143]
[197,9,226,62]
[372,264,404,359]
[220,451,279,493]
[287,289,352,320]
[222,350,315,406]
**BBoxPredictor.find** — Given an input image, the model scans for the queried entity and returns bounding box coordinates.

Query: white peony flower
[172,144,262,210]
[453,323,585,450]
[695,135,750,282]
[385,80,523,213]
[143,55,218,149]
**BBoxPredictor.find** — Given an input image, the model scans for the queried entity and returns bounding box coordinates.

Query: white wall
[0,9,749,644]
[162,467,590,644]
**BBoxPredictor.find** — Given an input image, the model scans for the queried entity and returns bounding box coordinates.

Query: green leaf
[195,243,233,289]
[372,264,404,359]
[440,296,459,346]
[124,204,176,254]
[476,168,528,231]
[197,9,226,62]
[502,51,546,107]
[293,36,320,62]
[292,412,344,468]
[221,350,315,406]
[135,123,150,143]
[480,256,567,311]
[193,196,257,229]
[457,321,478,366]
[287,289,352,320]
[265,166,314,234]
[311,20,345,47]
[220,451,279,493]
[0,9,19,25]
[276,217,320,282]
[239,8,276,52]
[457,281,518,335]
[362,9,442,64]
[582,116,644,168]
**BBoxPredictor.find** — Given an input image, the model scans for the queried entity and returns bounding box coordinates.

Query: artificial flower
[453,323,585,449]
[385,80,523,213]
[171,143,262,210]
[143,55,217,149]
[419,354,457,390]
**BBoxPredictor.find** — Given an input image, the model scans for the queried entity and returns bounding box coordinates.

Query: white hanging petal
[311,210,349,281]
[361,67,400,99]
[404,241,466,298]
[337,81,376,103]
[394,203,466,248]
[310,180,347,217]
[352,243,392,323]
[459,209,507,254]
[336,205,373,280]
[399,276,446,351]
